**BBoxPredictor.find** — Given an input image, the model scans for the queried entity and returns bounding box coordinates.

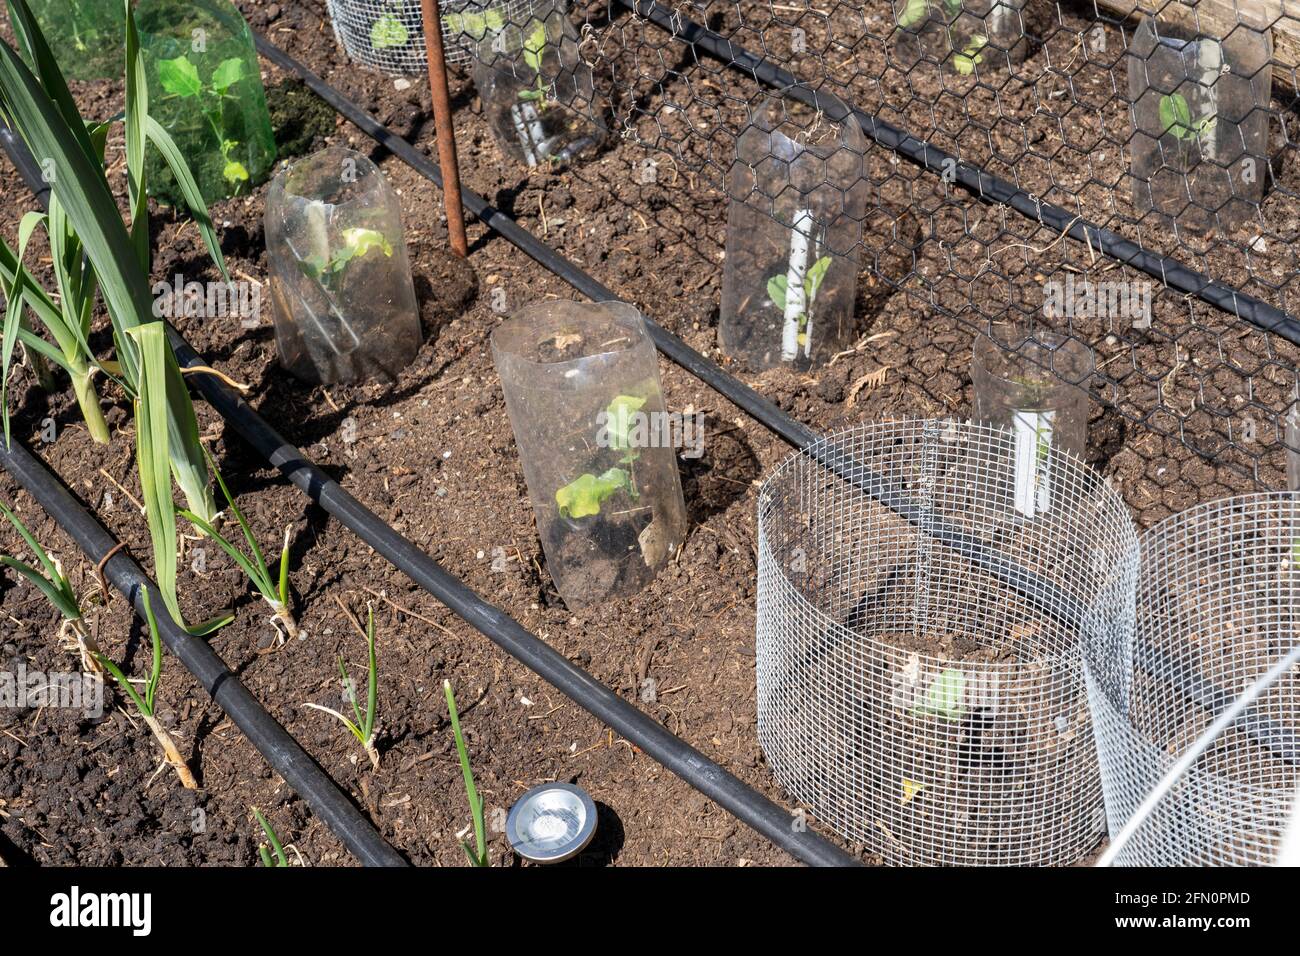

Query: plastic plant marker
[719,94,866,370]
[471,1,609,169]
[491,300,688,609]
[1010,408,1054,518]
[25,0,125,82]
[1127,16,1271,234]
[264,146,422,384]
[136,0,276,206]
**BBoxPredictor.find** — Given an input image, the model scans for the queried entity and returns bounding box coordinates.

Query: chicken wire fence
[756,419,1138,865]
[325,0,552,72]
[1085,493,1300,866]
[377,0,1300,494]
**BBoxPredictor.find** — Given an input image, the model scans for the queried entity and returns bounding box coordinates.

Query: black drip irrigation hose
[0,101,857,870]
[250,32,1300,764]
[0,434,407,867]
[617,0,1300,351]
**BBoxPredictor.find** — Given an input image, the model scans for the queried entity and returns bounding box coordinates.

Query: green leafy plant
[156,53,253,188]
[96,590,198,789]
[516,18,551,104]
[953,33,987,75]
[179,452,296,642]
[370,10,410,50]
[444,680,488,866]
[306,604,380,770]
[298,225,394,290]
[1159,92,1216,168]
[555,393,645,519]
[444,7,505,39]
[0,496,102,673]
[767,254,832,353]
[252,807,290,867]
[912,667,966,720]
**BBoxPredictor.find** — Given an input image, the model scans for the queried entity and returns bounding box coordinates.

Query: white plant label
[511,102,546,167]
[781,208,814,362]
[1200,39,1221,163]
[1012,408,1053,518]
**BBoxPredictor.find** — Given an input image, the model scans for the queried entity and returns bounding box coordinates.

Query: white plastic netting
[1085,493,1300,866]
[325,0,552,74]
[756,419,1138,865]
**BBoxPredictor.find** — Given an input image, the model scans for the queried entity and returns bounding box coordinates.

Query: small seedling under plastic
[306,604,380,771]
[555,393,645,518]
[96,591,197,789]
[0,497,103,674]
[156,53,254,189]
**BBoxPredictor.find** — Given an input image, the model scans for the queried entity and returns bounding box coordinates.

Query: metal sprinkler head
[506,782,597,864]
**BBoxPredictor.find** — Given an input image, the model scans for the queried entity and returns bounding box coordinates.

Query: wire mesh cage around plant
[324,0,553,74]
[756,419,1138,865]
[1084,493,1300,866]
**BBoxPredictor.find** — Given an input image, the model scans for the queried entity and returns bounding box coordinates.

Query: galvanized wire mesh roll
[756,419,1138,865]
[1085,493,1300,866]
[325,0,552,74]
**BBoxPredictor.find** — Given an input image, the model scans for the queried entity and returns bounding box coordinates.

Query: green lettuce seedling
[1159,92,1216,168]
[517,19,551,104]
[371,12,409,50]
[157,54,252,187]
[445,8,505,39]
[299,227,394,288]
[555,394,646,518]
[767,254,832,352]
[912,667,966,720]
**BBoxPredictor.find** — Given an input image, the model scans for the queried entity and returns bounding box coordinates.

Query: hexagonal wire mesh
[454,0,1300,492]
[756,420,1138,864]
[1085,493,1300,866]
[325,0,552,72]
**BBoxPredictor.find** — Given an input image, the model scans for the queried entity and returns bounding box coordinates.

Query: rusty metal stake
[420,0,469,258]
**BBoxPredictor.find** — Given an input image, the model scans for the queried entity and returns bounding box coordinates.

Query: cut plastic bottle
[972,326,1093,519]
[265,146,422,384]
[1127,15,1272,234]
[492,300,688,609]
[136,0,277,205]
[718,93,867,370]
[471,2,609,169]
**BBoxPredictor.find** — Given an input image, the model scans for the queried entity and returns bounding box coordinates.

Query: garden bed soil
[0,0,1270,867]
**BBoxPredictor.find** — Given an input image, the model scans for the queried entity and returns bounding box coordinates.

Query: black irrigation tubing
[617,0,1300,351]
[0,125,408,868]
[0,435,408,867]
[250,33,1300,765]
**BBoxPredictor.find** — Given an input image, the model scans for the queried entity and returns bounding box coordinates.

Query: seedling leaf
[371,13,410,50]
[157,56,202,98]
[211,58,244,94]
[913,667,966,719]
[556,467,633,518]
[767,274,788,311]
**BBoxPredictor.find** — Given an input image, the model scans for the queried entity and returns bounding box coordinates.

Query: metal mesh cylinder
[324,0,552,74]
[1085,493,1300,866]
[756,419,1138,865]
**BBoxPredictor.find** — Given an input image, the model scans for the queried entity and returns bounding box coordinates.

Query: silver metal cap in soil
[506,783,597,863]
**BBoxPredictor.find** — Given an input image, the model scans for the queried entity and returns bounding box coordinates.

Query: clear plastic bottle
[718,93,867,370]
[26,0,124,82]
[265,147,422,384]
[1128,16,1272,233]
[471,1,609,169]
[492,300,688,608]
[972,326,1094,518]
[136,0,277,205]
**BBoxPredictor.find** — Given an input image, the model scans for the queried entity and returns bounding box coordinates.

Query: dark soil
[0,0,1270,868]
